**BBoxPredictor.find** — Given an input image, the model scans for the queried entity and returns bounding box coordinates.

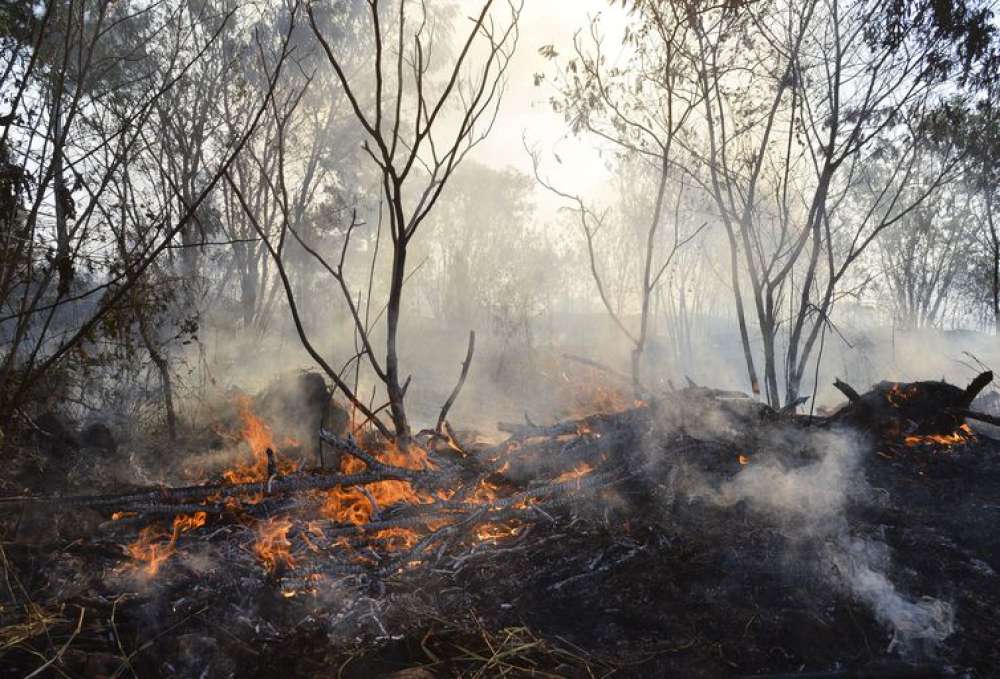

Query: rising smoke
[696,428,955,655]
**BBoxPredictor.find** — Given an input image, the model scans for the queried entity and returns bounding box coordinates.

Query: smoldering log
[829,371,994,438]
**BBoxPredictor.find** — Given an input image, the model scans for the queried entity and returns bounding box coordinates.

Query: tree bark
[51,92,72,297]
[385,215,411,448]
[986,191,999,334]
[139,315,177,442]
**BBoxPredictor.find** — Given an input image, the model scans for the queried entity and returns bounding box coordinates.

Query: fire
[139,395,597,580]
[123,398,469,580]
[469,478,501,504]
[280,573,324,598]
[126,512,206,577]
[738,455,750,465]
[903,423,974,448]
[571,384,632,417]
[173,512,208,532]
[223,404,443,570]
[320,487,372,525]
[254,516,295,572]
[222,396,299,484]
[886,383,919,407]
[476,522,521,541]
[548,356,635,418]
[319,439,435,524]
[127,525,175,577]
[372,527,419,549]
[554,462,594,484]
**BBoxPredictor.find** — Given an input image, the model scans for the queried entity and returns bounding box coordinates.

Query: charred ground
[1,374,999,678]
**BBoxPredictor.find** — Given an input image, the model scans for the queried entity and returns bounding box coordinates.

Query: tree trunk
[722,221,761,397]
[633,154,672,397]
[51,95,72,297]
[986,191,999,334]
[139,316,177,441]
[385,220,411,448]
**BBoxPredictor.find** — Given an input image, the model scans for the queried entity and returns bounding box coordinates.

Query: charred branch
[436,330,475,433]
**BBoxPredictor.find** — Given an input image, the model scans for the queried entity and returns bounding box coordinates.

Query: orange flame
[469,478,501,504]
[570,384,632,417]
[222,396,299,484]
[126,512,206,577]
[372,527,420,549]
[127,525,175,577]
[553,462,594,484]
[476,522,521,542]
[319,439,435,524]
[254,516,295,572]
[904,423,974,448]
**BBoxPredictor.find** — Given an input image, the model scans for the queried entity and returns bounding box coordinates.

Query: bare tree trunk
[51,94,72,297]
[987,191,999,334]
[632,156,671,396]
[303,0,518,449]
[139,315,177,441]
[722,218,761,397]
[240,259,257,330]
[385,235,410,446]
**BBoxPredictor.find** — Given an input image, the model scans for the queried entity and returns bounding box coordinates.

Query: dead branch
[437,330,476,433]
[833,378,862,403]
[954,409,1000,428]
[960,371,994,406]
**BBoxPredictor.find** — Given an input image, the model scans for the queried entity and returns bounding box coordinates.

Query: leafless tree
[682,0,963,408]
[0,0,298,431]
[231,0,520,449]
[532,6,707,395]
[873,158,976,330]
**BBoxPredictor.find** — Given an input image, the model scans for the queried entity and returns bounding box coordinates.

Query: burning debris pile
[1,372,999,677]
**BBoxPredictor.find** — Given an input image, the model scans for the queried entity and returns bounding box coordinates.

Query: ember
[904,424,976,448]
[553,462,594,484]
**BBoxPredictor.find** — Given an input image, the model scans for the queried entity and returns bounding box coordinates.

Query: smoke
[828,536,955,655]
[698,428,955,655]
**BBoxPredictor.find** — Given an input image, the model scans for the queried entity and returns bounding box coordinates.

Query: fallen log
[830,371,993,439]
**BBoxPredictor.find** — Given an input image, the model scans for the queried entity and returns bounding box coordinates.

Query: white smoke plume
[699,429,954,654]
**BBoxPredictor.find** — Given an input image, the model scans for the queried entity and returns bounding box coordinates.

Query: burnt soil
[1,415,999,678]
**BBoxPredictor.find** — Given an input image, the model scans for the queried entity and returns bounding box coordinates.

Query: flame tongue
[126,512,206,577]
[254,517,295,572]
[319,440,434,525]
[222,396,299,485]
[904,423,975,449]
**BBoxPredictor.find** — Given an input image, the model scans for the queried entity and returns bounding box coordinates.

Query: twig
[25,605,85,679]
[561,353,631,384]
[437,330,476,433]
[960,371,994,407]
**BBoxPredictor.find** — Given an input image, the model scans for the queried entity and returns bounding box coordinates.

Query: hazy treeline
[1,0,998,443]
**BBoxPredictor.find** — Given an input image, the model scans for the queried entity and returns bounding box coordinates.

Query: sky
[466,0,632,213]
